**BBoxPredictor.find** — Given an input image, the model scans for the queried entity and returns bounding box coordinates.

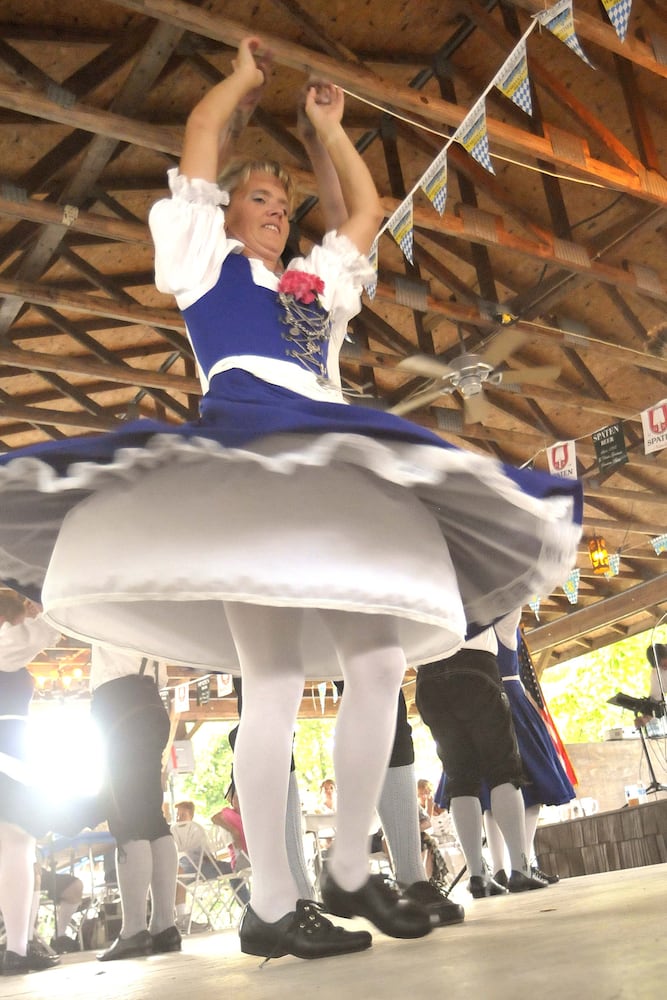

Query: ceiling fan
[389,328,561,424]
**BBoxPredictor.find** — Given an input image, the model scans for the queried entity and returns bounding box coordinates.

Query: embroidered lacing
[278,294,331,380]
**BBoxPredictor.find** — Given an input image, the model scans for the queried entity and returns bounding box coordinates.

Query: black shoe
[2,950,30,976]
[320,871,432,939]
[50,935,80,954]
[97,929,153,961]
[27,942,60,969]
[531,865,559,884]
[151,925,182,954]
[493,870,509,889]
[403,881,465,926]
[239,900,372,961]
[467,875,508,898]
[508,869,549,892]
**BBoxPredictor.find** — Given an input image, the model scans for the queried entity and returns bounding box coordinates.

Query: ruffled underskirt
[0,371,582,678]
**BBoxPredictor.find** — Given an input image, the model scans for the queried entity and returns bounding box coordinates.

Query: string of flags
[160,673,344,717]
[364,0,635,296]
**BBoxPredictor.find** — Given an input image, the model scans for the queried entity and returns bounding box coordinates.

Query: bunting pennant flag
[331,681,339,705]
[601,0,633,43]
[562,567,580,604]
[317,681,327,715]
[387,196,414,264]
[546,440,578,478]
[195,676,210,706]
[604,552,621,578]
[455,98,495,173]
[364,237,379,299]
[528,596,541,620]
[419,148,448,215]
[651,533,667,555]
[591,421,628,472]
[174,682,190,713]
[641,399,667,454]
[494,39,533,116]
[535,0,595,69]
[216,672,233,697]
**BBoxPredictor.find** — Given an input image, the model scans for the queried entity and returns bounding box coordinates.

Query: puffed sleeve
[0,615,60,673]
[293,233,376,381]
[148,168,234,303]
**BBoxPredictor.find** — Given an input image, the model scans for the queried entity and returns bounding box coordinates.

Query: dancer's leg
[378,763,426,887]
[286,770,314,900]
[0,822,35,955]
[483,808,508,876]
[322,612,407,892]
[524,803,541,861]
[489,783,528,874]
[148,834,178,934]
[450,797,484,877]
[116,839,152,937]
[225,602,306,923]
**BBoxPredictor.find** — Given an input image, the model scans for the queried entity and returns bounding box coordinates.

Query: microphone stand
[634,712,667,795]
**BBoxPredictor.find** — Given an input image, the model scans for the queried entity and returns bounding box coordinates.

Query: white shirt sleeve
[463,626,499,655]
[494,608,522,650]
[0,615,60,673]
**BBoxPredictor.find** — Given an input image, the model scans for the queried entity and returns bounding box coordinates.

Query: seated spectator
[211,785,251,873]
[416,780,449,885]
[35,862,84,953]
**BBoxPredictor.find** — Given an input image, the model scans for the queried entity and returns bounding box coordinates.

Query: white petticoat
[42,437,469,678]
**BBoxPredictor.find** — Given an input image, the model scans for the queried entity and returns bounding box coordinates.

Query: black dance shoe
[403,880,465,926]
[239,900,372,961]
[27,941,61,969]
[50,934,80,954]
[467,874,508,898]
[151,925,182,954]
[493,870,509,889]
[320,871,432,939]
[97,929,153,961]
[531,865,559,884]
[508,869,549,892]
[2,951,30,976]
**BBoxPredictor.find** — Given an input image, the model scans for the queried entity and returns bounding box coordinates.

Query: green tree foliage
[539,630,656,743]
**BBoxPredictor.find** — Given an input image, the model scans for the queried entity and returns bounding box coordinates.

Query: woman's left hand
[304,82,344,137]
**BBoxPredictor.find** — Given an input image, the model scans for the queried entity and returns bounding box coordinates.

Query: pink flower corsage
[277,270,325,305]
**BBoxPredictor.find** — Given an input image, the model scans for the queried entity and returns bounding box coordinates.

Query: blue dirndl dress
[0,172,582,679]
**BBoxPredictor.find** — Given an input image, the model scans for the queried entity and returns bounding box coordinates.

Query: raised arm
[303,83,383,255]
[180,36,268,183]
[297,84,347,233]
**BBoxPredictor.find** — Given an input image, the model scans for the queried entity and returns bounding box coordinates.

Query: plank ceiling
[0,0,666,694]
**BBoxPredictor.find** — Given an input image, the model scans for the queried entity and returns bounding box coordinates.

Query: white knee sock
[524,804,541,863]
[0,823,36,955]
[116,839,152,938]
[56,899,80,938]
[28,890,41,941]
[483,809,508,876]
[149,835,178,934]
[450,797,484,877]
[377,763,426,887]
[328,642,407,892]
[489,783,528,874]
[286,771,314,899]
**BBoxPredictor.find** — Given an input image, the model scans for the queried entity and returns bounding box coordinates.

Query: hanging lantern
[588,535,610,575]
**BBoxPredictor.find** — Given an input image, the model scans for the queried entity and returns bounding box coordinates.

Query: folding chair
[173,821,251,931]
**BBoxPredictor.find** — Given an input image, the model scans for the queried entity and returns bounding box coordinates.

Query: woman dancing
[0,37,581,962]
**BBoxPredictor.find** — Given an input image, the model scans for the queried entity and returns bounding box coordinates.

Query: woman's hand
[304,82,344,140]
[232,36,270,94]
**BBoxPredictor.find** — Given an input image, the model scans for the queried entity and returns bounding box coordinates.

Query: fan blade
[497,365,561,386]
[389,385,448,416]
[478,329,527,367]
[396,354,456,379]
[463,391,492,424]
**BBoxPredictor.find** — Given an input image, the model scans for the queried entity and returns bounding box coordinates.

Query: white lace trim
[166,166,229,206]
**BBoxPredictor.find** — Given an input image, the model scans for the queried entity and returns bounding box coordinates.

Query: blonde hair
[218,158,295,215]
[0,590,27,624]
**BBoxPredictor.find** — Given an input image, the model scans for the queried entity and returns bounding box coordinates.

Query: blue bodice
[182,253,331,380]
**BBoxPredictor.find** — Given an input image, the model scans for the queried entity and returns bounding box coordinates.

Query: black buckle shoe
[239,900,372,962]
[320,872,432,939]
[97,929,153,962]
[2,951,30,976]
[151,925,182,953]
[531,865,559,884]
[403,880,465,926]
[467,875,508,898]
[508,869,549,892]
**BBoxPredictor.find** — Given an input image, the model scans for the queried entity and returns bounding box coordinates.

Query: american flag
[519,632,578,786]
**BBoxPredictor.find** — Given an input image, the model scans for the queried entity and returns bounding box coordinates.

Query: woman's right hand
[232,36,270,94]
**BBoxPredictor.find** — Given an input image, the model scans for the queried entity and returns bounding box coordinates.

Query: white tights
[226,603,407,923]
[0,821,36,956]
